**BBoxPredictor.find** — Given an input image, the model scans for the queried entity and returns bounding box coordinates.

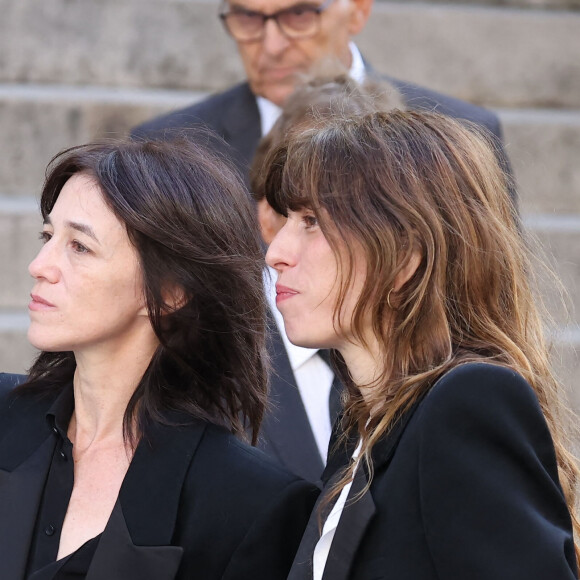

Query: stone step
[521,215,580,327]
[1,87,578,215]
[360,4,580,109]
[0,84,202,197]
[0,0,577,108]
[0,197,40,312]
[499,109,580,214]
[382,0,580,9]
[550,330,580,412]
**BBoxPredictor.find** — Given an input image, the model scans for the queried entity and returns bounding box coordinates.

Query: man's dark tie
[318,349,343,428]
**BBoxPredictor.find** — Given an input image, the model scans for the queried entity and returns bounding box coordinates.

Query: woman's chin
[287,332,328,350]
[27,329,63,352]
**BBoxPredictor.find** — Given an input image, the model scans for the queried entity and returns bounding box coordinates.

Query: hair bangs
[263,135,324,217]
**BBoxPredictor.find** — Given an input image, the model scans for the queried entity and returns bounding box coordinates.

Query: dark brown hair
[262,109,579,559]
[22,136,268,445]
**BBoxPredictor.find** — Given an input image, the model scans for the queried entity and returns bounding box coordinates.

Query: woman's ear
[162,285,187,314]
[393,250,422,292]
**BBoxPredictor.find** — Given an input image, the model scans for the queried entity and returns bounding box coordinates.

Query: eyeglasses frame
[219,0,336,42]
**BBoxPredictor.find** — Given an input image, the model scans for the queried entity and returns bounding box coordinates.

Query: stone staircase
[0,0,578,411]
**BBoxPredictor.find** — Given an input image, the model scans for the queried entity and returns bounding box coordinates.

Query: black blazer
[0,375,319,580]
[131,77,508,194]
[289,363,578,580]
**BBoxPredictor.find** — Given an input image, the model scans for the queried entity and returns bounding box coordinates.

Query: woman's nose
[265,222,294,271]
[28,241,59,283]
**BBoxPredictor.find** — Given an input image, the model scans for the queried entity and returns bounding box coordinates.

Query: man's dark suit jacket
[0,374,319,580]
[132,78,509,192]
[132,77,514,484]
[288,363,578,580]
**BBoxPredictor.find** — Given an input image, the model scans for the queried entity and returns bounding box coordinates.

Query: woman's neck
[70,335,158,450]
[340,336,386,409]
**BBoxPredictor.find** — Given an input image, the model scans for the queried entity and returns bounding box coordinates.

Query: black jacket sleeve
[416,363,577,579]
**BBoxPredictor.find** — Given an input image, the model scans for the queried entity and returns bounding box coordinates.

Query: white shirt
[264,267,334,461]
[256,42,366,137]
[313,440,363,580]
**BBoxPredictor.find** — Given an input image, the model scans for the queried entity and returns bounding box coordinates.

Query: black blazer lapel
[259,320,324,483]
[370,400,423,472]
[288,469,344,580]
[288,446,376,580]
[292,401,424,579]
[321,467,376,580]
[86,500,183,580]
[86,418,207,580]
[0,402,56,580]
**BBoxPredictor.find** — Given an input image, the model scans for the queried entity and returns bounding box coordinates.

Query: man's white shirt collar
[256,42,366,136]
[348,41,366,84]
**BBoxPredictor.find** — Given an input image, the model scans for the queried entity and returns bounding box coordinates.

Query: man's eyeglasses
[219,0,336,42]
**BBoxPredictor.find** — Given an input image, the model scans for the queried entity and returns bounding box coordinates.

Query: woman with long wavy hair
[262,110,579,579]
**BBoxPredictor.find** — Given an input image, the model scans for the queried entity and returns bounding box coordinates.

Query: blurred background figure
[0,137,317,580]
[132,0,508,188]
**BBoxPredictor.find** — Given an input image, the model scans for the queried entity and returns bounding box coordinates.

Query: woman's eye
[71,240,90,254]
[39,231,52,244]
[303,214,318,228]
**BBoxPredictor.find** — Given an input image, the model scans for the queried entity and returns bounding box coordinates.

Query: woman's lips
[29,293,56,311]
[275,284,298,304]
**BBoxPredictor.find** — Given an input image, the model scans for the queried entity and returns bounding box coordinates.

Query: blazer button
[45,524,56,536]
[60,450,67,460]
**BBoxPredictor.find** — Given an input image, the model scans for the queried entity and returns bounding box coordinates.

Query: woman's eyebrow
[67,221,100,244]
[43,216,101,245]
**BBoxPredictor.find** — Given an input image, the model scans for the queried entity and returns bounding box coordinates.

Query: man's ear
[348,0,374,36]
[393,250,422,292]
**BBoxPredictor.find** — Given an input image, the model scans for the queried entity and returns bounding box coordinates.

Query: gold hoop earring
[387,288,395,310]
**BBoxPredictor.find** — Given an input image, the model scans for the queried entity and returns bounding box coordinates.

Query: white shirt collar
[256,42,366,136]
[348,41,366,84]
[256,97,282,137]
[263,267,318,370]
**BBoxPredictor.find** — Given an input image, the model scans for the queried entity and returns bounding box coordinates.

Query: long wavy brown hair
[260,109,580,562]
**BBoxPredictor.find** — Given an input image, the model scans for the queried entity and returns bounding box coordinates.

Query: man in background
[133,0,506,184]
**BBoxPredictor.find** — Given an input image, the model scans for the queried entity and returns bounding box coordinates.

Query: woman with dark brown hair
[0,137,317,580]
[262,110,579,579]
